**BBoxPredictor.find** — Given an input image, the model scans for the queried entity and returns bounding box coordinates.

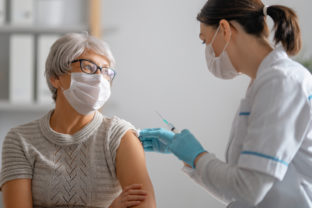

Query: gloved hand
[139,128,206,168]
[139,128,174,153]
[167,129,206,168]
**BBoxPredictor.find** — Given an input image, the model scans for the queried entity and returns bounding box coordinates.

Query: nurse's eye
[202,40,206,45]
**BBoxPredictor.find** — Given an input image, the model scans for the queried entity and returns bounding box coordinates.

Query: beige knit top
[0,110,138,208]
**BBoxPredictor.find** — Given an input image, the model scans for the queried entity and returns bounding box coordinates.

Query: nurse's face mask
[205,25,239,79]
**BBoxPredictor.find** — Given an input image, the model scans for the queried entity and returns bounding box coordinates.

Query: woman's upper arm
[115,130,156,208]
[2,179,32,208]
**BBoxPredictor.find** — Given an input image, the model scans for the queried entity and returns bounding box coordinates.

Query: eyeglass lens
[80,60,115,80]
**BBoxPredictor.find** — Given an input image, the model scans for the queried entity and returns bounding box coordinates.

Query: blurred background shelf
[0,24,118,35]
[0,0,112,108]
[0,24,89,34]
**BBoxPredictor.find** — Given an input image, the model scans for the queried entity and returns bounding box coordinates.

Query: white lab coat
[183,45,312,208]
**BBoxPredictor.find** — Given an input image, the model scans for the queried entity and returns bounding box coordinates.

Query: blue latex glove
[139,128,206,168]
[167,129,206,168]
[139,128,174,153]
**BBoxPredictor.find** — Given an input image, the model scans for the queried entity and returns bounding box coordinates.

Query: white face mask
[205,25,239,79]
[62,72,111,115]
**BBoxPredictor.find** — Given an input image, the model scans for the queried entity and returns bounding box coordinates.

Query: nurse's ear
[219,19,232,43]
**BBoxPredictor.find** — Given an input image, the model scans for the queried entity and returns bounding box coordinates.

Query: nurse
[139,0,312,207]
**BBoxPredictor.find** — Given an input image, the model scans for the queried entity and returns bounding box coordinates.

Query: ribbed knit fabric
[0,110,138,208]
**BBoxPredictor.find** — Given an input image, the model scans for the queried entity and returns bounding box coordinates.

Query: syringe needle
[155,111,178,133]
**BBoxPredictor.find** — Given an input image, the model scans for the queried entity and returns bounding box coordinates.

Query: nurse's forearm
[194,152,209,166]
[185,154,275,206]
[183,152,207,168]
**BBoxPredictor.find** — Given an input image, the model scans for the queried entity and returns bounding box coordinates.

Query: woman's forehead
[77,50,110,66]
[200,23,215,33]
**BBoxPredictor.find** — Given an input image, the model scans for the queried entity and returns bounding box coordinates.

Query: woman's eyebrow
[86,58,110,67]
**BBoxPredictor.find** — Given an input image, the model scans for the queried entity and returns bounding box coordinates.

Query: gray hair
[45,32,116,101]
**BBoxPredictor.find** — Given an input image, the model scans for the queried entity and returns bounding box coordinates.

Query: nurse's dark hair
[197,0,301,56]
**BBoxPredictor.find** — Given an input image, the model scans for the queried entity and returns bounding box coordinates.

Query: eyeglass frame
[71,59,117,81]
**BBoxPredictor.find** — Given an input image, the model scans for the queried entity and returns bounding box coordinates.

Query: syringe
[155,111,178,133]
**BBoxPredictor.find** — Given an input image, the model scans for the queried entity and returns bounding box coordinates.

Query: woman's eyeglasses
[71,59,116,81]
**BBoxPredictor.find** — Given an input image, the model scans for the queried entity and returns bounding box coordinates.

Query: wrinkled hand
[110,184,147,208]
[139,128,174,153]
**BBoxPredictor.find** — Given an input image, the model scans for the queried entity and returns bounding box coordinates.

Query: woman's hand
[110,184,147,208]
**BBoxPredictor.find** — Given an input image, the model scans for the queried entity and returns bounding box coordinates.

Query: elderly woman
[0,33,156,208]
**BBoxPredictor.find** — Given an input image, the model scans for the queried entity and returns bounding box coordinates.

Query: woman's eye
[202,40,206,45]
[83,65,94,72]
[85,65,92,70]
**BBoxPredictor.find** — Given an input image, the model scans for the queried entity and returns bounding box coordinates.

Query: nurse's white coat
[184,45,312,208]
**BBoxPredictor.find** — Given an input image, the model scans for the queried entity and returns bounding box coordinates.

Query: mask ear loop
[59,73,71,92]
[221,25,232,52]
[210,24,232,55]
[210,25,221,45]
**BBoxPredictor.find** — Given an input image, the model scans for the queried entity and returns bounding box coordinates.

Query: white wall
[0,0,311,207]
[100,1,246,207]
[100,0,312,207]
[101,0,249,149]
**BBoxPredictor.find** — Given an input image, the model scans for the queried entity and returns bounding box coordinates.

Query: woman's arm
[2,179,33,208]
[115,130,156,208]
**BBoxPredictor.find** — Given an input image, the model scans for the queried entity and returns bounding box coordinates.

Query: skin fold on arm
[116,130,156,208]
[2,179,33,208]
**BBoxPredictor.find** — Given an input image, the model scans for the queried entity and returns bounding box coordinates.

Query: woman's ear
[50,76,60,89]
[219,19,232,42]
